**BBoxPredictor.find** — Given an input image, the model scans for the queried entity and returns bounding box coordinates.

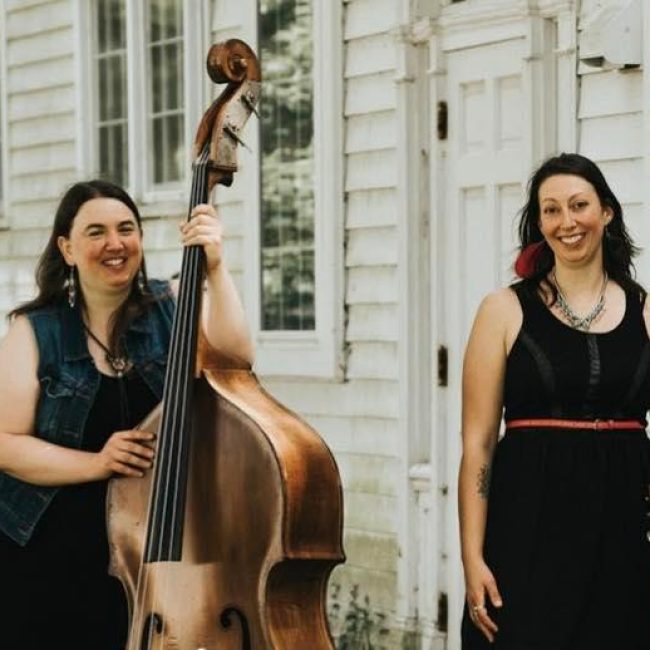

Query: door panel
[443,36,527,650]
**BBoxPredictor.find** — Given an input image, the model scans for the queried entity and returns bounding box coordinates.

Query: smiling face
[57,197,143,299]
[538,174,612,270]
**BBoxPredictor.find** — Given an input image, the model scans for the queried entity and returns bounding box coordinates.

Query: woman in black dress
[459,153,650,649]
[0,180,253,649]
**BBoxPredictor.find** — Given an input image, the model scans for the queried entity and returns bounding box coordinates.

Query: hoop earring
[67,265,76,308]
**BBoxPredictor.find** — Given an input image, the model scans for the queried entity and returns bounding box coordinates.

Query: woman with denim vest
[0,180,254,649]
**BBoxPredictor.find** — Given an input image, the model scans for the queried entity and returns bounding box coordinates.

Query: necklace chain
[552,270,608,331]
[83,324,128,377]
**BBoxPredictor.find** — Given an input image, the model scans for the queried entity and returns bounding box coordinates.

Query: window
[94,0,128,186]
[259,0,315,331]
[148,0,185,185]
[88,0,191,197]
[248,0,344,377]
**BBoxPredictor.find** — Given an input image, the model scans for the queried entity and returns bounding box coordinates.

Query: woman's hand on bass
[464,556,503,643]
[93,430,156,479]
[180,204,223,273]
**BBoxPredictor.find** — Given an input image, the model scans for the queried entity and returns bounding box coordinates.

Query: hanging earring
[67,265,76,308]
[137,268,146,292]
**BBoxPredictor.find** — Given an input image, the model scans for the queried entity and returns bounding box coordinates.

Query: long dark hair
[517,152,644,301]
[11,180,154,354]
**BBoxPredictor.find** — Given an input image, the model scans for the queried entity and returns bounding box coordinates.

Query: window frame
[79,0,205,208]
[245,0,344,379]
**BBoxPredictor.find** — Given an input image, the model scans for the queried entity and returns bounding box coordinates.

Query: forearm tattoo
[477,463,492,499]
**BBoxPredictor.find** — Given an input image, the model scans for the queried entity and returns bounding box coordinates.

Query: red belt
[506,418,644,431]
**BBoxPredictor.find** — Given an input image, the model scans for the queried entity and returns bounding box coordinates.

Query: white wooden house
[0,0,648,648]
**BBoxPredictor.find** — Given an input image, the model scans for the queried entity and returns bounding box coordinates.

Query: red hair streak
[514,241,546,279]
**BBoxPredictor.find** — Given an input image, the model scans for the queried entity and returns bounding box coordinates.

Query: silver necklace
[552,270,608,331]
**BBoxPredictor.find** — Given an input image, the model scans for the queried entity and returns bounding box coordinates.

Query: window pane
[259,0,315,331]
[94,0,128,185]
[99,123,128,187]
[148,0,184,185]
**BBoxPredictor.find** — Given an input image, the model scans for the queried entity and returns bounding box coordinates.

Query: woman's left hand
[180,203,223,273]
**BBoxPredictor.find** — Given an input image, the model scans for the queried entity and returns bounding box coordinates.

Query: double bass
[107,40,345,649]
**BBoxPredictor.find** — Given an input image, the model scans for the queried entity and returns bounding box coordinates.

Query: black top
[0,369,158,649]
[504,284,650,423]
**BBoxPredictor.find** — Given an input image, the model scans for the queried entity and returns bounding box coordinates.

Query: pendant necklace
[552,269,608,332]
[83,324,128,377]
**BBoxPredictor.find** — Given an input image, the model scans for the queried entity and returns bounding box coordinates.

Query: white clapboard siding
[345,71,397,115]
[336,452,399,497]
[329,563,397,618]
[10,113,76,150]
[596,158,643,205]
[344,492,397,533]
[346,226,398,267]
[7,25,73,65]
[7,54,74,94]
[8,86,75,121]
[346,110,397,154]
[9,171,76,211]
[0,228,49,257]
[10,142,76,177]
[263,377,400,419]
[3,0,76,281]
[346,150,399,191]
[347,266,398,304]
[580,112,643,160]
[347,187,397,228]
[307,1,400,621]
[307,414,399,457]
[345,33,397,78]
[578,69,642,118]
[347,341,398,380]
[344,0,397,40]
[347,304,399,342]
[5,0,71,35]
[343,530,399,574]
[332,556,396,619]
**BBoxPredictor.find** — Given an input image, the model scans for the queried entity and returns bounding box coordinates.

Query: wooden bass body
[107,368,344,649]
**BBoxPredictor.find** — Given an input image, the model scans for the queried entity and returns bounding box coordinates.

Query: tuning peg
[241,92,260,119]
[224,123,251,152]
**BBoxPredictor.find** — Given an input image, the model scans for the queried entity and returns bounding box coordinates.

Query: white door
[442,35,531,650]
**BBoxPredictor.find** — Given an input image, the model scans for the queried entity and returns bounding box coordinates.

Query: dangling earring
[137,268,146,292]
[66,265,76,308]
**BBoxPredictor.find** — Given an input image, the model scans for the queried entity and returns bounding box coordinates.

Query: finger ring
[472,604,486,613]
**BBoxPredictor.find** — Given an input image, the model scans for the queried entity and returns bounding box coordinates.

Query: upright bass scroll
[107,39,345,649]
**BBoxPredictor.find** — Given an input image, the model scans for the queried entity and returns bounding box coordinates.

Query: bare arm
[179,204,254,367]
[0,317,153,486]
[458,289,518,641]
[458,289,511,563]
[202,260,254,367]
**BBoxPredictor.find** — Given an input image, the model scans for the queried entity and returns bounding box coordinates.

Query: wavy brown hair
[11,180,155,355]
[516,153,645,302]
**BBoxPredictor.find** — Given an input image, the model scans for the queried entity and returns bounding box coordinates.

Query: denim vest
[0,279,175,546]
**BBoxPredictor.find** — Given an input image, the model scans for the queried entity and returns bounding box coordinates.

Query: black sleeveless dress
[461,284,650,650]
[0,371,158,650]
